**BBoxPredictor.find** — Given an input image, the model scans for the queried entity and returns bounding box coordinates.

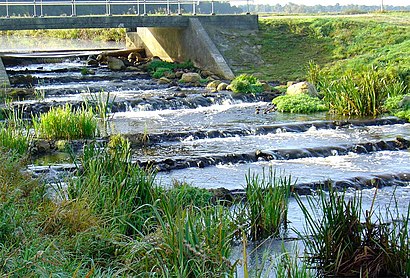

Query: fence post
[177,0,181,15]
[192,0,196,15]
[40,0,43,16]
[211,0,214,15]
[143,0,147,15]
[106,0,111,15]
[71,0,76,16]
[33,0,37,17]
[6,0,9,17]
[137,0,140,15]
[167,0,170,15]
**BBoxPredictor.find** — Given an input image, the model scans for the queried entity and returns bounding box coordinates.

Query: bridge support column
[0,58,10,88]
[126,18,235,80]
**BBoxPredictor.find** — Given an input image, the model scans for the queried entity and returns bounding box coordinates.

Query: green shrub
[0,123,31,156]
[168,181,213,208]
[33,104,97,140]
[395,109,410,121]
[230,74,264,94]
[272,94,328,114]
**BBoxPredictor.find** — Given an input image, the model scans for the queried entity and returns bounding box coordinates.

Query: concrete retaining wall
[126,15,258,79]
[0,58,10,87]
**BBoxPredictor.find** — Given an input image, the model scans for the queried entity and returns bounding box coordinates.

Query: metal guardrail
[0,0,250,18]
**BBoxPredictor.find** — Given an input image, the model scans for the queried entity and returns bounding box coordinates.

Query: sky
[231,0,409,6]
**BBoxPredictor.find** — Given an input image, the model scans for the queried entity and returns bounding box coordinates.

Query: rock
[5,88,34,99]
[164,71,176,79]
[86,59,99,67]
[399,95,410,109]
[158,77,171,84]
[286,81,318,97]
[226,84,233,91]
[261,82,271,92]
[217,82,228,91]
[201,70,213,77]
[210,75,220,80]
[128,52,142,63]
[206,80,222,91]
[175,71,184,79]
[127,66,140,71]
[287,81,296,87]
[180,72,201,83]
[107,56,125,71]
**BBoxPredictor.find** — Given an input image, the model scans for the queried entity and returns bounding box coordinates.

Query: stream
[2,45,410,275]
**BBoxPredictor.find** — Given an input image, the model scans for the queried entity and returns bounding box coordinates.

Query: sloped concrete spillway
[5,57,410,207]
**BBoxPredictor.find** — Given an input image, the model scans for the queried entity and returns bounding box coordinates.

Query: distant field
[221,12,410,82]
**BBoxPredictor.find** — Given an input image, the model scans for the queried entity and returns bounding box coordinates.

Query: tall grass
[244,168,292,240]
[68,137,159,235]
[33,104,97,140]
[295,187,410,277]
[309,64,408,117]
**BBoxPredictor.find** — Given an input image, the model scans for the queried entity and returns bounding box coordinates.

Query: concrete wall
[0,58,10,88]
[125,15,259,79]
[0,15,258,31]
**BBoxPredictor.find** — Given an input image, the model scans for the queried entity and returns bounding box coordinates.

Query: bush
[148,60,194,76]
[152,67,172,79]
[272,94,328,114]
[230,74,264,94]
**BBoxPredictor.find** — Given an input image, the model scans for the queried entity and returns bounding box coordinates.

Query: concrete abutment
[126,15,258,79]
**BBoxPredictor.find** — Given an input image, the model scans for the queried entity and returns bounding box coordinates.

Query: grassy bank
[227,12,410,83]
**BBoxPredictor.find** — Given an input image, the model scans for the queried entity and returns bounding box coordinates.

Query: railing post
[246,0,250,14]
[137,0,140,15]
[166,0,170,15]
[33,0,37,17]
[71,0,76,16]
[6,0,9,18]
[192,0,196,15]
[106,0,111,16]
[143,0,147,15]
[211,0,214,15]
[177,0,181,15]
[40,0,43,17]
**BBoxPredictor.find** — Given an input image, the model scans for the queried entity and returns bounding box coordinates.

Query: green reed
[295,187,410,277]
[244,168,292,240]
[33,104,97,140]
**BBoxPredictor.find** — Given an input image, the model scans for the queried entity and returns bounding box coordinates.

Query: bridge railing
[0,0,249,18]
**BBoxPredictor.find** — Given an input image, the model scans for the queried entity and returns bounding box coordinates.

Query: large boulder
[180,72,201,83]
[286,81,318,97]
[107,56,125,71]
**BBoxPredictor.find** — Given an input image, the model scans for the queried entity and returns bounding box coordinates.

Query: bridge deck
[0,15,257,31]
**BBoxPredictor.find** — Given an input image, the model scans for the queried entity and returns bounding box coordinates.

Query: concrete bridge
[0,1,258,84]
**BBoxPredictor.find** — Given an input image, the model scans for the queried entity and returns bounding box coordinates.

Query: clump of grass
[295,187,410,277]
[230,74,264,94]
[152,67,172,79]
[168,180,213,208]
[244,168,292,240]
[272,94,328,114]
[139,201,236,277]
[33,104,97,140]
[148,60,194,78]
[310,64,408,117]
[68,138,159,235]
[0,122,31,156]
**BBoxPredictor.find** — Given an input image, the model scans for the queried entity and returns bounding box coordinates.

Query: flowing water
[2,45,410,275]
